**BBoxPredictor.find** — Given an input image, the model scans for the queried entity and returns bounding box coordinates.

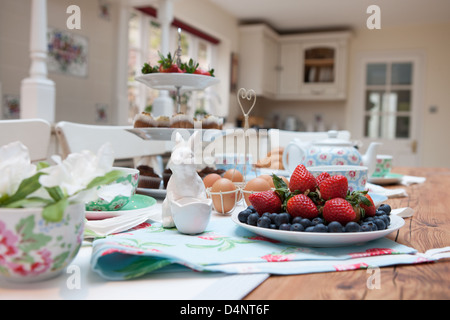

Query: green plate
[86,194,157,220]
[368,173,403,185]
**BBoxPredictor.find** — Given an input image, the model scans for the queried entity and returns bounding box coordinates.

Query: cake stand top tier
[135,73,220,92]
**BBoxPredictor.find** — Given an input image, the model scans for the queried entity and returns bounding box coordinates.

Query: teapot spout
[362,142,382,177]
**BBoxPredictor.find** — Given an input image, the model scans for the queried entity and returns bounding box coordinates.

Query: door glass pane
[364,115,380,138]
[365,90,384,112]
[390,90,411,112]
[391,63,412,85]
[366,63,387,85]
[396,116,410,138]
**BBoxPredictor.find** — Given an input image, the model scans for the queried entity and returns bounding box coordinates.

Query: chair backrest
[0,119,52,161]
[55,121,169,160]
[268,129,351,148]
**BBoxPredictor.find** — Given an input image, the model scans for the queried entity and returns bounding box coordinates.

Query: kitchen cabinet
[238,24,350,100]
[238,25,279,98]
[278,32,350,100]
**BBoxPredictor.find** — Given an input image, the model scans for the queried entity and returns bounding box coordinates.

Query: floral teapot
[282,131,381,177]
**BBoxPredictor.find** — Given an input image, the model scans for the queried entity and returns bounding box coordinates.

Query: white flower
[0,142,37,197]
[39,143,115,199]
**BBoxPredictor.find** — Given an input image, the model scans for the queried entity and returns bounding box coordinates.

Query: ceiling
[208,0,450,33]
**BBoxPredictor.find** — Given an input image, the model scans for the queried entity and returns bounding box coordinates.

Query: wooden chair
[55,121,170,170]
[0,118,52,162]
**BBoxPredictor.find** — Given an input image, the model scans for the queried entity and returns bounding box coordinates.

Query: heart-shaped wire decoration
[237,88,256,130]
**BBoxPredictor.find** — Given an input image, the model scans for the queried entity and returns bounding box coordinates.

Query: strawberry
[181,58,199,74]
[158,52,184,73]
[345,190,376,221]
[249,190,282,215]
[289,164,317,194]
[323,198,356,224]
[316,172,330,185]
[286,194,319,219]
[319,175,348,200]
[360,194,376,217]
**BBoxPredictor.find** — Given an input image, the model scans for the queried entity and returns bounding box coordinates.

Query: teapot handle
[282,141,306,173]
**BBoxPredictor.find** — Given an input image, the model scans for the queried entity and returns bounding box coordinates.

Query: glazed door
[353,52,424,167]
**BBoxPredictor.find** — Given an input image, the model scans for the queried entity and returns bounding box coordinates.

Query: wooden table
[244,167,450,300]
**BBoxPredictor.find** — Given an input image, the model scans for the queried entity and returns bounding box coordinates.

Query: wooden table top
[244,167,450,300]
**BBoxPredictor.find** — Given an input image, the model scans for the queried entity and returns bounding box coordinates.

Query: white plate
[369,173,403,185]
[85,195,157,220]
[135,73,220,91]
[231,211,405,248]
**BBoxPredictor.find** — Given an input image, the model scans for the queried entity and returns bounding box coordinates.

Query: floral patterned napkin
[90,216,433,281]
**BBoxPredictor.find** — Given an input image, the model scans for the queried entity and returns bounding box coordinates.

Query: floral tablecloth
[90,215,434,281]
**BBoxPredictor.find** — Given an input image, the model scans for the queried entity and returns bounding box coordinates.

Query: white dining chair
[268,129,352,148]
[55,121,170,170]
[0,118,52,162]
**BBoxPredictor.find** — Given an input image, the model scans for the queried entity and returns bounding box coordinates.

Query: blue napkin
[90,217,423,280]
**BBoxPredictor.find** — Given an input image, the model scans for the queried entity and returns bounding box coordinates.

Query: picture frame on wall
[47,27,88,77]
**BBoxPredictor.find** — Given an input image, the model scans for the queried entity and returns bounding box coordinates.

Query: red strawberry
[286,194,319,219]
[316,172,331,185]
[158,52,184,73]
[319,175,348,200]
[289,165,317,194]
[249,190,282,215]
[323,198,356,224]
[360,194,376,217]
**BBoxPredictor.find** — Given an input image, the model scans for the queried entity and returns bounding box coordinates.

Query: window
[127,9,218,123]
[364,62,413,139]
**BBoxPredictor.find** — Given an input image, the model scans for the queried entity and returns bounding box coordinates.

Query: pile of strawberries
[142,52,215,77]
[248,164,377,226]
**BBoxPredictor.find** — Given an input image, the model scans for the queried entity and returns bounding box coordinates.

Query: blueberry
[247,205,257,213]
[261,212,271,218]
[361,223,373,232]
[380,215,390,226]
[257,216,272,228]
[305,226,315,232]
[299,218,313,229]
[290,223,305,232]
[328,221,344,233]
[378,204,391,215]
[247,213,260,226]
[375,209,385,217]
[279,223,291,231]
[345,222,361,233]
[291,216,303,224]
[238,210,252,223]
[312,223,328,233]
[269,213,278,223]
[374,218,387,230]
[269,224,277,229]
[311,217,324,226]
[274,212,290,227]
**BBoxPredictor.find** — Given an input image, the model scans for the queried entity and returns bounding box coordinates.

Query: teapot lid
[314,130,353,147]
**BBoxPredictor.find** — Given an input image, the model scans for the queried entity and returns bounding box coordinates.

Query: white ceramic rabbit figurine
[162,131,208,228]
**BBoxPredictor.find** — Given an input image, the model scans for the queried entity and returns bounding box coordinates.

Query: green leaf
[36,162,50,171]
[45,186,65,202]
[1,172,46,207]
[42,198,68,223]
[4,197,52,209]
[85,170,123,190]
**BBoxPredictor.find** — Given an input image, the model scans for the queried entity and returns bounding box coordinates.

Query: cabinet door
[263,35,279,96]
[299,40,347,99]
[278,42,301,96]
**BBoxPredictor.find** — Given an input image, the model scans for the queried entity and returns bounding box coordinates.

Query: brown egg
[223,169,244,182]
[210,178,238,213]
[259,174,275,188]
[203,173,222,189]
[281,176,290,187]
[243,177,271,206]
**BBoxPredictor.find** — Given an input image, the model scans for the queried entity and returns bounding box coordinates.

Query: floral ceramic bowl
[307,165,368,192]
[85,167,139,212]
[0,203,85,282]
